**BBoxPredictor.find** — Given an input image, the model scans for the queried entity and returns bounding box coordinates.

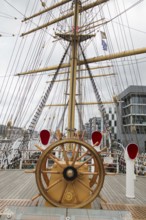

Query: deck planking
[101,175,146,205]
[0,170,146,217]
[0,171,146,205]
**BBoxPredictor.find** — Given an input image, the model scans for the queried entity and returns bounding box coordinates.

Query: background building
[117,85,146,153]
[106,106,117,141]
[84,107,117,146]
[84,117,102,139]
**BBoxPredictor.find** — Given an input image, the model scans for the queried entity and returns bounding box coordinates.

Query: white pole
[126,157,135,198]
[124,148,136,199]
[125,143,138,199]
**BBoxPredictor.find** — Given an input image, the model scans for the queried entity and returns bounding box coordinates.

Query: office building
[118,85,146,153]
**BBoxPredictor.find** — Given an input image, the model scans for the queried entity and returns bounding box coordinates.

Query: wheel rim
[35,138,105,208]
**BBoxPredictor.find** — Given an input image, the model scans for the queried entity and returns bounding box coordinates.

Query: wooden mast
[67,0,80,138]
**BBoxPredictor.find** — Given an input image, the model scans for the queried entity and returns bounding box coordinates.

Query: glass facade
[122,106,130,115]
[132,115,146,124]
[131,105,146,114]
[136,127,146,134]
[122,117,130,125]
[118,87,146,152]
[121,94,146,134]
[131,95,146,104]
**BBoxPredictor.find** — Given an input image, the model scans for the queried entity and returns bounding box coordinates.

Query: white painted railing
[0,149,145,175]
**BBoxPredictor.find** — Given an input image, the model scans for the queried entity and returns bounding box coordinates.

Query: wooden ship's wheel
[35,138,105,208]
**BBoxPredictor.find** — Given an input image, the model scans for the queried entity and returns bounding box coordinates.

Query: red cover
[40,130,50,145]
[91,131,102,146]
[127,143,138,159]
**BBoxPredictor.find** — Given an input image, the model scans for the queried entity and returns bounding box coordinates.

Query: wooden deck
[101,203,146,220]
[101,175,146,205]
[0,170,146,219]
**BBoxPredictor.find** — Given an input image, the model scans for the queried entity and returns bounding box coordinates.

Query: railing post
[19,158,23,169]
[116,154,119,174]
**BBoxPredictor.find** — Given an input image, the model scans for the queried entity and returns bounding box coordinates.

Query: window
[131,105,146,114]
[131,95,146,104]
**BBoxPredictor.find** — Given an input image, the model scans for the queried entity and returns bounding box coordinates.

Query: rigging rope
[79,44,110,132]
[107,0,144,24]
[19,42,71,150]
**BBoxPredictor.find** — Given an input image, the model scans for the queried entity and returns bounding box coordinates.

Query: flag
[100,31,107,50]
[102,39,107,51]
[100,31,107,39]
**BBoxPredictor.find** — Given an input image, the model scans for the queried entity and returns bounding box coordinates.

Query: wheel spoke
[71,145,80,166]
[50,153,60,161]
[105,172,116,175]
[93,141,99,147]
[59,182,67,202]
[34,144,44,151]
[76,156,93,169]
[31,193,41,201]
[62,145,69,165]
[48,154,64,168]
[88,163,95,166]
[46,178,62,191]
[71,182,80,202]
[99,147,107,153]
[76,178,94,193]
[71,143,77,158]
[99,194,107,203]
[77,151,89,161]
[25,169,35,173]
[78,171,99,175]
[42,170,63,174]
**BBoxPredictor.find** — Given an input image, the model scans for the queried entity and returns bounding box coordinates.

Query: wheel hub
[63,166,77,181]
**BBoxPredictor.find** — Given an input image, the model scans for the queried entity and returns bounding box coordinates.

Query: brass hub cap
[63,166,77,181]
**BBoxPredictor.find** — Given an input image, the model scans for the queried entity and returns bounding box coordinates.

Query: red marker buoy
[126,143,138,160]
[40,130,50,145]
[92,131,102,146]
